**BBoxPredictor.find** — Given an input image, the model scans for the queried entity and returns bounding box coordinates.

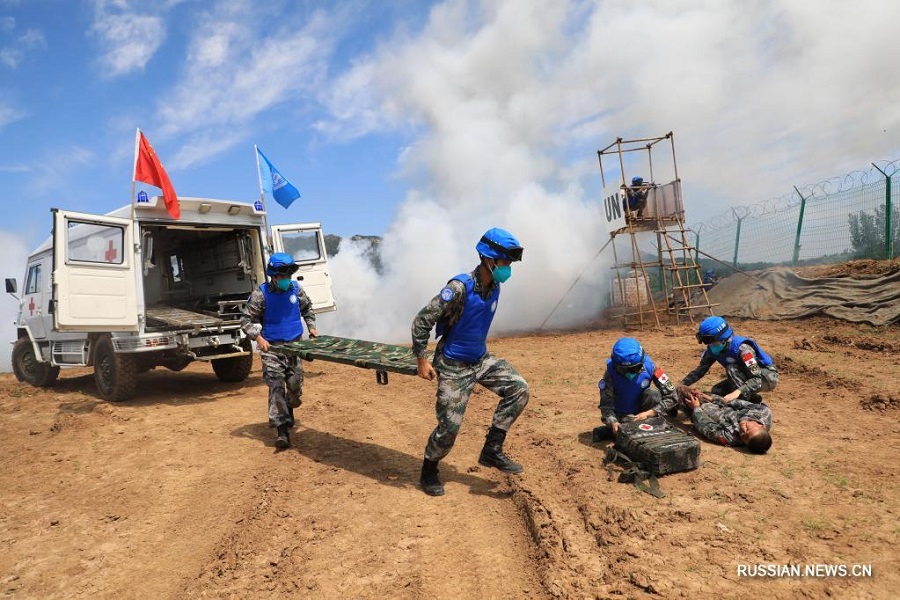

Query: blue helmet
[610,337,645,372]
[631,176,644,185]
[696,316,732,345]
[476,227,524,262]
[705,268,715,276]
[266,252,299,276]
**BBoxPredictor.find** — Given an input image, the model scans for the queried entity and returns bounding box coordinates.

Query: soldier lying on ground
[592,337,678,442]
[679,388,773,453]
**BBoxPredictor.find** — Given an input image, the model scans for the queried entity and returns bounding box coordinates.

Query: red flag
[134,131,180,219]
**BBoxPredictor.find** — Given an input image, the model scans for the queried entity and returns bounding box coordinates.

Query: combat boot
[478,426,523,473]
[420,458,444,496]
[275,424,291,449]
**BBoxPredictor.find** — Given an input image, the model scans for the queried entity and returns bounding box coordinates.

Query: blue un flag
[257,148,302,209]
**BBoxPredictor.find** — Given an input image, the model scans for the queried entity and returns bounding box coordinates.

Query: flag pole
[131,128,140,221]
[254,144,273,252]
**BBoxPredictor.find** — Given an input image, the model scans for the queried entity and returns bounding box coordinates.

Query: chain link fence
[689,160,900,270]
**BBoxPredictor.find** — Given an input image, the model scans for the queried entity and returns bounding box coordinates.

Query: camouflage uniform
[412,268,530,462]
[692,398,773,447]
[598,366,678,427]
[241,282,316,428]
[681,342,779,402]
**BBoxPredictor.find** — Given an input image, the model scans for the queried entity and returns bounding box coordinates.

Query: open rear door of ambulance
[52,209,139,331]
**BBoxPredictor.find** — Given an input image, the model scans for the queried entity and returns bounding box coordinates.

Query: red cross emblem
[28,297,35,315]
[105,240,118,262]
[639,423,654,431]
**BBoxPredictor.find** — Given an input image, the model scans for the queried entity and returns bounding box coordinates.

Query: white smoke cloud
[317,2,618,342]
[315,0,900,344]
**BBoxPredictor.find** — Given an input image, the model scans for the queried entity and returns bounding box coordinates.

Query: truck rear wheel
[12,336,60,388]
[212,346,253,383]
[93,335,138,402]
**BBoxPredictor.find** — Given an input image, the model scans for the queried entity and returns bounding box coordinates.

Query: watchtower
[597,132,715,328]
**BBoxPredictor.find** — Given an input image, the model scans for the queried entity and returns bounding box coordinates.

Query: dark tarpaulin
[706,266,900,326]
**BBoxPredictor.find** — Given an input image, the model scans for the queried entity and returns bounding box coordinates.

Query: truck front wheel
[212,346,253,383]
[12,336,60,388]
[93,335,138,402]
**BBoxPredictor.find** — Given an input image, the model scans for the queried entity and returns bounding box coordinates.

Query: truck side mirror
[5,278,17,294]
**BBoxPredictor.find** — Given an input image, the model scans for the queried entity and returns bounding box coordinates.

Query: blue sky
[2,0,900,370]
[1,0,432,245]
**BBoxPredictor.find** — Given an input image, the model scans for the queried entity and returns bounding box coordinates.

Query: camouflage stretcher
[271,335,427,384]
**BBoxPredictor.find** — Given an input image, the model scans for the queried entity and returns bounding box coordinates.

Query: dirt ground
[796,257,900,279]
[1,268,898,598]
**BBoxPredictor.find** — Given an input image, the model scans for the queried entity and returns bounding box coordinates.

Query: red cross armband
[654,367,675,391]
[741,351,760,374]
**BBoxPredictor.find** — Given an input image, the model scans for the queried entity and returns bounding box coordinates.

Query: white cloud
[91,10,165,77]
[0,99,26,129]
[0,20,45,68]
[156,4,344,168]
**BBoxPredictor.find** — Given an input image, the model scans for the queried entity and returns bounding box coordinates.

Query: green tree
[847,205,900,259]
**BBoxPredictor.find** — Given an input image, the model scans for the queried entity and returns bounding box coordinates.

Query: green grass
[801,516,832,534]
[820,463,850,488]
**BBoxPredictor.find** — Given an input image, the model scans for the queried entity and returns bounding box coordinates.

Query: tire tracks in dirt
[182,369,546,598]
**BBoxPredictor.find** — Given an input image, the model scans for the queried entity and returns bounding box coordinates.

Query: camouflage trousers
[424,352,530,462]
[711,364,779,401]
[260,349,304,427]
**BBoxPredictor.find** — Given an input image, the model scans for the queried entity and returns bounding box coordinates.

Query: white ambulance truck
[5,195,335,402]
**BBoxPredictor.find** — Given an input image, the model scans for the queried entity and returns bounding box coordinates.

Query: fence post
[888,176,894,259]
[732,209,742,267]
[694,230,701,265]
[872,163,894,259]
[792,186,808,266]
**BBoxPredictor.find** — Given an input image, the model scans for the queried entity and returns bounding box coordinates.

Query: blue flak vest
[260,281,304,343]
[440,274,499,364]
[606,356,656,415]
[711,334,774,368]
